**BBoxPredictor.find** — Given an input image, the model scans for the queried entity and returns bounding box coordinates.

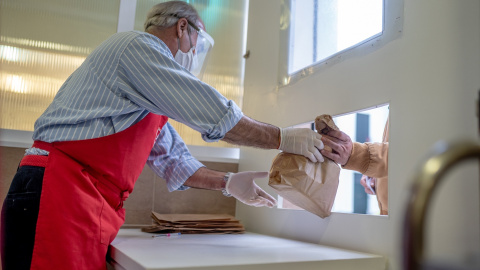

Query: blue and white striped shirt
[31,31,243,191]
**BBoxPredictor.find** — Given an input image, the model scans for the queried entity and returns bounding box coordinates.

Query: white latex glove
[360,175,376,195]
[226,172,277,208]
[278,128,324,163]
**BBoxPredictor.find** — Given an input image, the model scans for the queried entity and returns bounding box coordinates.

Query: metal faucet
[403,140,480,270]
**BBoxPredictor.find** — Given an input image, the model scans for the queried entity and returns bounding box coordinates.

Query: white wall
[237,0,480,269]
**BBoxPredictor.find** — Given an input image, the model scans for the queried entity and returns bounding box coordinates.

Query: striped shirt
[30,31,243,191]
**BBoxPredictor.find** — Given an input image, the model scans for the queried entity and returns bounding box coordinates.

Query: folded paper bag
[268,114,340,218]
[315,114,337,134]
[269,153,340,218]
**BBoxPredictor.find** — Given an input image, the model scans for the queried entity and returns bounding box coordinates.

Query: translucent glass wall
[1,0,247,148]
[0,0,120,130]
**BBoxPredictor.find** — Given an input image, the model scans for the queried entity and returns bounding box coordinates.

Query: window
[278,0,403,86]
[289,0,383,74]
[278,104,390,215]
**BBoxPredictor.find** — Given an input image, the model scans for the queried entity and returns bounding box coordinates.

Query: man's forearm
[184,116,280,190]
[222,116,280,149]
[183,167,226,190]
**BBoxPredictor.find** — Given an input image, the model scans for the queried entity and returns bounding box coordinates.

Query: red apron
[23,113,168,269]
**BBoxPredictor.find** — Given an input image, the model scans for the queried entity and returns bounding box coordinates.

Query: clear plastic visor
[191,29,214,79]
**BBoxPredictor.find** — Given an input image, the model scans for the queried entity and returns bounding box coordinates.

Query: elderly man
[1,1,324,269]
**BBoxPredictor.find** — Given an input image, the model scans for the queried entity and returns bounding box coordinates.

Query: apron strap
[20,155,48,167]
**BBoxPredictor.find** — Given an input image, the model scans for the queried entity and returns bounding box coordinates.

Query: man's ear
[176,18,188,38]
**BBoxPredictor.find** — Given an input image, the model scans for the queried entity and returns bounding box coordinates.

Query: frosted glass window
[289,0,383,74]
[276,0,404,87]
[0,0,120,131]
[134,0,248,148]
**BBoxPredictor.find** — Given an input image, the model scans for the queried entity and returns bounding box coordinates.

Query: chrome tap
[403,140,480,270]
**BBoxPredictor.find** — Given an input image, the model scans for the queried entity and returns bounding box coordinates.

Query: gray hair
[144,1,199,32]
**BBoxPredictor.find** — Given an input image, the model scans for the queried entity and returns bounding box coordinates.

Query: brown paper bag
[268,115,340,218]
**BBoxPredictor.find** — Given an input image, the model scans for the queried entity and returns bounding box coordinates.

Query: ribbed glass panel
[0,0,120,131]
[135,0,248,147]
[1,0,246,148]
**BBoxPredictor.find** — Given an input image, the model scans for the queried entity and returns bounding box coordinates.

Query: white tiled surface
[108,229,385,270]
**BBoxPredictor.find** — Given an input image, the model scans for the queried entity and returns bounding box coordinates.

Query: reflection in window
[278,104,389,215]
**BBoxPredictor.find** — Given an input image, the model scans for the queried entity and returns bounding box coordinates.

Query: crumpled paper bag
[268,115,340,218]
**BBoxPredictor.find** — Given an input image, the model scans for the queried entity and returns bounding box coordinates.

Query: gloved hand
[360,175,376,195]
[226,171,277,208]
[278,128,324,163]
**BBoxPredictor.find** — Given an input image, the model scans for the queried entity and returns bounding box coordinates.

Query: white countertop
[108,229,385,270]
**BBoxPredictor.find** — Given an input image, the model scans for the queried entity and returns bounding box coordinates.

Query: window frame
[277,0,403,87]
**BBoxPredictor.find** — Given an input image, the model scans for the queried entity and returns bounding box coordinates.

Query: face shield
[186,20,214,80]
[148,13,214,79]
[190,29,214,79]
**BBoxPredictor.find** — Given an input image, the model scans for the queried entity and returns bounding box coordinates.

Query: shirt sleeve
[342,142,389,179]
[146,122,205,192]
[116,33,243,142]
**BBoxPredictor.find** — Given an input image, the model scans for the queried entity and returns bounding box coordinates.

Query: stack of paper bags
[141,212,245,234]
